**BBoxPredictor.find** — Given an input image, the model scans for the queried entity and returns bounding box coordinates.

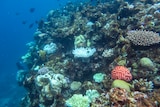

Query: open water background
[0,0,71,106]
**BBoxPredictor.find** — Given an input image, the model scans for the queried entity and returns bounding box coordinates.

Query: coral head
[111,66,132,81]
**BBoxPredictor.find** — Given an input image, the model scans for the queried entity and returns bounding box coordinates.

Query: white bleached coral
[72,47,96,58]
[102,48,114,58]
[35,72,68,101]
[65,94,90,107]
[43,42,57,54]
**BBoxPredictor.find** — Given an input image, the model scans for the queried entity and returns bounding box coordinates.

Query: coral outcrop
[17,0,160,106]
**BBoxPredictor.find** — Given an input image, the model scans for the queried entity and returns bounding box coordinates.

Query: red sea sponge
[111,66,132,81]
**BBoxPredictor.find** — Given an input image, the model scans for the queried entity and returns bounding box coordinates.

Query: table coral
[126,30,160,46]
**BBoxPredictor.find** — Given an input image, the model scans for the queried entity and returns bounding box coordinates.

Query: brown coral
[126,30,160,46]
[108,88,155,107]
[109,87,129,106]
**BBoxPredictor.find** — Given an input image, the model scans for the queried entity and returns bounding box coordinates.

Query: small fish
[59,3,62,7]
[16,61,28,70]
[29,8,35,13]
[15,12,20,16]
[22,20,27,25]
[35,20,38,24]
[29,23,34,28]
[37,19,44,29]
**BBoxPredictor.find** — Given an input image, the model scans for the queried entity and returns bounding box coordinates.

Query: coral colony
[17,0,160,107]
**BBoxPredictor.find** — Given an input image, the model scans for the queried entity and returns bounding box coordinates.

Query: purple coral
[37,67,49,75]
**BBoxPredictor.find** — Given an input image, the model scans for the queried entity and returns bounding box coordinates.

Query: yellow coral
[111,79,133,92]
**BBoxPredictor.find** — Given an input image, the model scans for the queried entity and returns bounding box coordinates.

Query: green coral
[140,57,153,68]
[65,94,90,107]
[74,34,91,48]
[93,73,106,83]
[139,57,157,71]
[70,81,82,91]
[85,89,100,102]
[111,80,133,92]
[74,34,86,48]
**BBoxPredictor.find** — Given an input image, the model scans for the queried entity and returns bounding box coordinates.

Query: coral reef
[17,0,160,106]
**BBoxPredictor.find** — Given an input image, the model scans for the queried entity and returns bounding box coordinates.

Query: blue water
[0,0,70,106]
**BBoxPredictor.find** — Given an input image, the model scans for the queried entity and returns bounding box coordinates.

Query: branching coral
[109,87,129,106]
[132,78,154,92]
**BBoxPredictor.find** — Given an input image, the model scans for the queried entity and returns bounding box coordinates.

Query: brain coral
[111,66,132,81]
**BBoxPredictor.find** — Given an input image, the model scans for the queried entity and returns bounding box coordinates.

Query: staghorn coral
[126,30,160,46]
